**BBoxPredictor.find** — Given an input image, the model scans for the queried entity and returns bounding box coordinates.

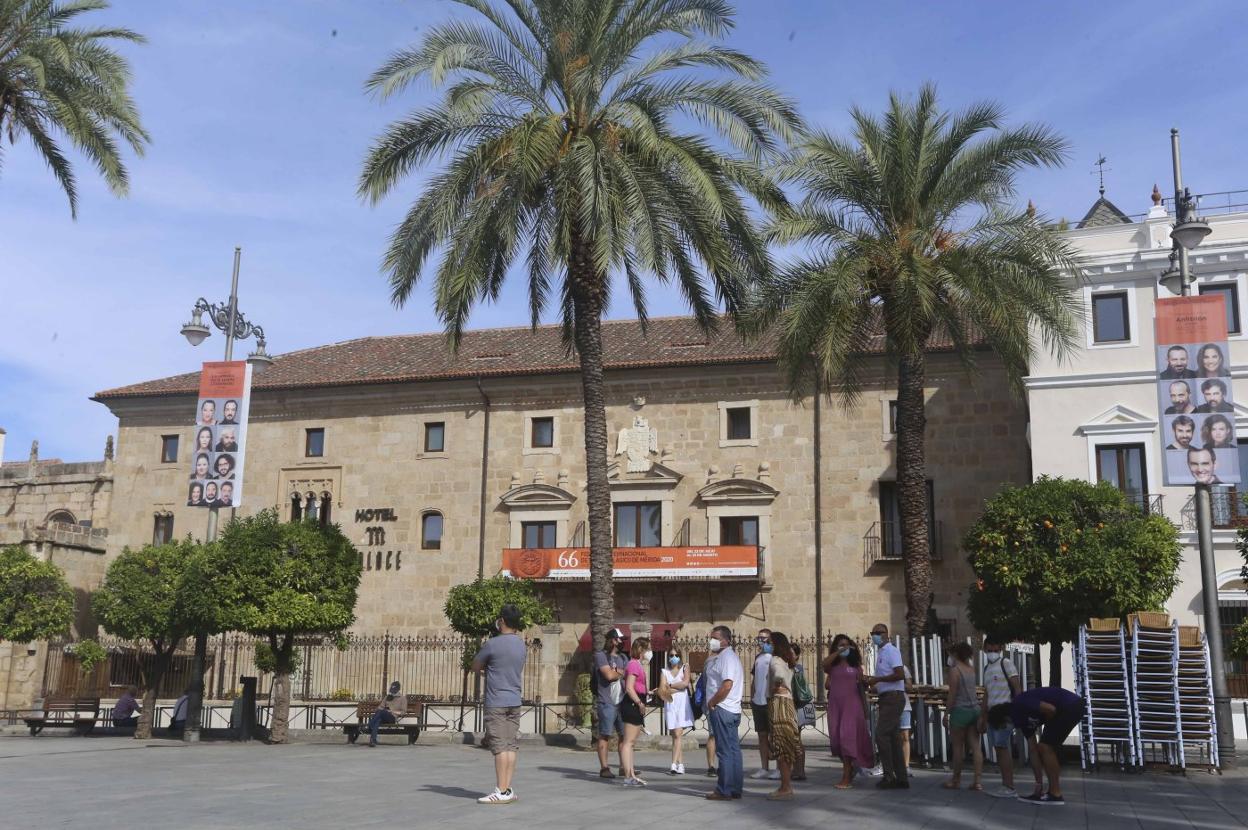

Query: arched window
[46,510,76,526]
[318,493,332,528]
[304,492,319,522]
[421,511,443,550]
[290,494,303,522]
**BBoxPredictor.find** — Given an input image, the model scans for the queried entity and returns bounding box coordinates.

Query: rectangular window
[424,422,445,453]
[522,521,557,549]
[726,407,752,441]
[160,435,179,464]
[878,480,936,558]
[305,428,325,458]
[720,516,759,546]
[614,502,661,547]
[1091,291,1130,343]
[531,417,554,448]
[1095,443,1147,510]
[421,512,443,550]
[1199,283,1241,335]
[888,401,898,434]
[152,515,174,546]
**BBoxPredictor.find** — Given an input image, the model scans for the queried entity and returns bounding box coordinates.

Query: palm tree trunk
[569,235,615,653]
[896,352,933,641]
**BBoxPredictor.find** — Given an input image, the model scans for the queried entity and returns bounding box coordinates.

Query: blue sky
[2,0,1246,462]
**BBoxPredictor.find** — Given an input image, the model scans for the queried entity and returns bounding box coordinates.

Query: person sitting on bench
[368,681,407,747]
[112,686,140,728]
[169,689,191,734]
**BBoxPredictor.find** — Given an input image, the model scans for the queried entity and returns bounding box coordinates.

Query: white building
[1028,187,1248,699]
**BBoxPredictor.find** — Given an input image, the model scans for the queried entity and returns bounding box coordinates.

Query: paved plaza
[3,734,1246,830]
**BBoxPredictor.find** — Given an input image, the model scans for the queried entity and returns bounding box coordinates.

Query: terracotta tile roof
[93,315,968,400]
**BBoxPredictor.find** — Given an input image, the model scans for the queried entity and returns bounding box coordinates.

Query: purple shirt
[1010,687,1081,735]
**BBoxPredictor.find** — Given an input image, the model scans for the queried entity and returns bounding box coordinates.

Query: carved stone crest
[616,415,658,472]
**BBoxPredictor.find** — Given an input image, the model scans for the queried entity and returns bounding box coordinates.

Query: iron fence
[42,633,543,703]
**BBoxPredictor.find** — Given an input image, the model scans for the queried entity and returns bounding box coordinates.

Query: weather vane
[1092,155,1110,197]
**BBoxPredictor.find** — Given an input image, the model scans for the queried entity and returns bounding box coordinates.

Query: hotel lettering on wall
[355,506,401,572]
[1155,295,1240,485]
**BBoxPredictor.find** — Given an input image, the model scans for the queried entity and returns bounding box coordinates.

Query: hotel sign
[501,545,759,580]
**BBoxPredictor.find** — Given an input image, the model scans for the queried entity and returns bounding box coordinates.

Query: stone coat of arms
[616,415,658,472]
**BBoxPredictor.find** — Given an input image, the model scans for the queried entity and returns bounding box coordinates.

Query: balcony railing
[863,520,943,570]
[1123,491,1165,516]
[1180,487,1248,531]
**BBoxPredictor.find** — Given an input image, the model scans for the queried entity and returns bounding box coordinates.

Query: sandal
[969,783,983,791]
[834,782,854,790]
[942,780,961,790]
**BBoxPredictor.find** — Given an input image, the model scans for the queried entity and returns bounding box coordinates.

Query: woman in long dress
[822,633,875,788]
[765,631,801,800]
[661,648,694,774]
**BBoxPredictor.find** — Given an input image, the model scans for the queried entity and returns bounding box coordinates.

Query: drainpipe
[813,375,825,701]
[474,377,492,581]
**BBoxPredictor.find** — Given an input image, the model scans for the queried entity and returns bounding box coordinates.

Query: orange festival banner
[501,545,759,580]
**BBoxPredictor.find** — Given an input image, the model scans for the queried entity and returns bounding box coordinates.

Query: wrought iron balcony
[1180,487,1248,531]
[1123,491,1165,517]
[863,520,943,570]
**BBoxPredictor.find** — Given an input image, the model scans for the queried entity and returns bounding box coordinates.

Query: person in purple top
[1010,687,1083,806]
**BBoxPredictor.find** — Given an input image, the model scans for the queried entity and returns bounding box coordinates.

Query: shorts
[989,725,1014,749]
[595,699,623,738]
[899,710,912,730]
[483,706,521,755]
[949,706,979,729]
[1039,702,1082,748]
[619,697,645,727]
[751,702,771,733]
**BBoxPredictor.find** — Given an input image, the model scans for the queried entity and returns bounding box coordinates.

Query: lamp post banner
[1155,296,1239,485]
[186,360,252,508]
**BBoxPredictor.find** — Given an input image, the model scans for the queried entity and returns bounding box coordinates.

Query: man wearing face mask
[982,638,1026,799]
[862,623,909,789]
[703,625,744,800]
[748,628,778,780]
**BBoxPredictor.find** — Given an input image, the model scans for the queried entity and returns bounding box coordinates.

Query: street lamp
[179,247,272,745]
[1159,128,1236,767]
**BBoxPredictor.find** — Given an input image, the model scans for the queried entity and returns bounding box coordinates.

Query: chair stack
[1129,613,1184,768]
[1075,619,1137,770]
[1175,626,1219,769]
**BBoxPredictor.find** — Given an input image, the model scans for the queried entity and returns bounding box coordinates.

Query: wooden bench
[21,697,101,736]
[344,699,424,745]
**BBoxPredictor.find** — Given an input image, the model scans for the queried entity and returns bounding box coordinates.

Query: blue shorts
[989,724,1014,749]
[595,699,624,738]
[899,710,912,730]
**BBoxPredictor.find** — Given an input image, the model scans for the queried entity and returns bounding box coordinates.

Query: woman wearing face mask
[942,642,984,790]
[619,637,652,787]
[821,634,874,789]
[661,648,694,774]
[764,632,800,800]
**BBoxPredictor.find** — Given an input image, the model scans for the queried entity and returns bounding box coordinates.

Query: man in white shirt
[982,638,1025,798]
[749,628,777,780]
[862,623,909,788]
[704,625,744,801]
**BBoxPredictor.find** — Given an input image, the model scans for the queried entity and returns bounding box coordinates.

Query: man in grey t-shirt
[472,604,528,805]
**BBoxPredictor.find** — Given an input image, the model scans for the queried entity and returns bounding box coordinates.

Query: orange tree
[965,476,1180,685]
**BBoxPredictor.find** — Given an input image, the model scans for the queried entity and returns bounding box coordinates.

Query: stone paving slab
[1,734,1244,830]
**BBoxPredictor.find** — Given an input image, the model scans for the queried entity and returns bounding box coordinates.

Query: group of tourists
[466,612,1085,807]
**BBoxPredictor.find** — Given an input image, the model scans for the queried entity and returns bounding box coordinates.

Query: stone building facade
[89,317,1030,700]
[0,435,114,709]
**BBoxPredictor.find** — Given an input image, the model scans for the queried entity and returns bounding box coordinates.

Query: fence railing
[1181,487,1248,530]
[863,520,943,570]
[41,633,543,703]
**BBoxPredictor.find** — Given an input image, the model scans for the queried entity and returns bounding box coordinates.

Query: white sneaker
[862,765,884,777]
[669,764,679,775]
[989,786,1018,799]
[676,763,685,775]
[749,768,770,780]
[622,776,647,787]
[478,788,517,805]
[767,769,782,780]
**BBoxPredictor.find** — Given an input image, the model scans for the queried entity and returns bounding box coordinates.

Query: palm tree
[359,0,798,650]
[0,0,148,217]
[749,84,1080,640]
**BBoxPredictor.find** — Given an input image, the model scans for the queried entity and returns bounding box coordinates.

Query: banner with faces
[187,361,252,508]
[1156,296,1240,485]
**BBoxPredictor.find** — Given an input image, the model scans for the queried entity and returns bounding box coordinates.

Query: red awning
[576,623,682,652]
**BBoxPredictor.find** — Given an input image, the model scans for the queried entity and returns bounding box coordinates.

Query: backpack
[791,666,813,708]
[691,672,707,719]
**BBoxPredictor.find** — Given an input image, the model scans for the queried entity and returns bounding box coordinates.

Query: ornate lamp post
[178,247,272,743]
[1158,129,1234,766]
